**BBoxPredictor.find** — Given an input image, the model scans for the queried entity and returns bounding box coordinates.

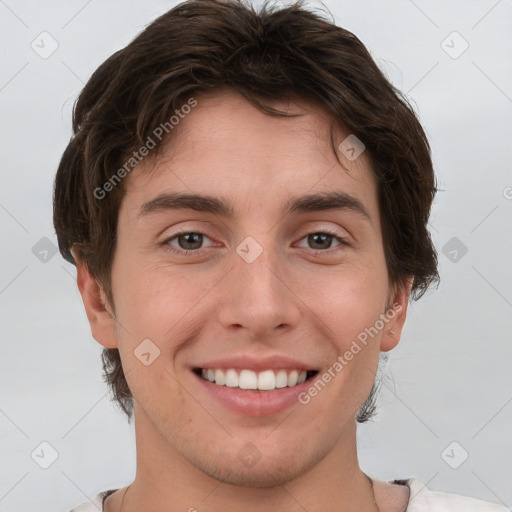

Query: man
[54,1,507,510]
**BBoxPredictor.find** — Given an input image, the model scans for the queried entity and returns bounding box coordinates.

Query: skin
[77,88,412,512]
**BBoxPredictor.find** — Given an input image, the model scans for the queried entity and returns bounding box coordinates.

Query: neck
[118,407,379,512]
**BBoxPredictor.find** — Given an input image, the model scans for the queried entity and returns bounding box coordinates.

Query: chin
[188,442,325,488]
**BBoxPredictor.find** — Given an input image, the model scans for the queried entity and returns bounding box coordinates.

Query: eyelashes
[162,230,213,256]
[161,229,349,257]
[295,231,348,253]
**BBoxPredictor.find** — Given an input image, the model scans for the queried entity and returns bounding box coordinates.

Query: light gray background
[1,0,511,510]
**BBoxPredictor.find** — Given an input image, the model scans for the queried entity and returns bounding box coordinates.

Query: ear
[379,276,414,352]
[76,258,118,349]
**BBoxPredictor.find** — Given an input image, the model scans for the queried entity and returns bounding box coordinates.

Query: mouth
[190,356,321,416]
[193,367,319,391]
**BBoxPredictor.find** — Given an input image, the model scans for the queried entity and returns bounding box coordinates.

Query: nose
[215,236,302,339]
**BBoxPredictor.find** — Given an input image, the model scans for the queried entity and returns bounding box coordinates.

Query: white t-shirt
[67,478,510,511]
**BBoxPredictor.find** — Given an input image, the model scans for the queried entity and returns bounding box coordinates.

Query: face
[82,88,410,487]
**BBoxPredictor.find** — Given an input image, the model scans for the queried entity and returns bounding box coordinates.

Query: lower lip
[193,372,315,416]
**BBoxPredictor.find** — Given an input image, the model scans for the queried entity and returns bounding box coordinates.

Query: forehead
[123,89,379,225]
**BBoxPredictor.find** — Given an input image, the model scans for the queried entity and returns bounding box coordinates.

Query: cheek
[111,256,183,328]
[310,264,388,342]
[111,257,219,364]
[111,225,389,345]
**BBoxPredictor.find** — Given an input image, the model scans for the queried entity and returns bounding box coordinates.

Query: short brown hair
[53,0,439,421]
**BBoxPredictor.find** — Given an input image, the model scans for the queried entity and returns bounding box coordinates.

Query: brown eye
[175,232,204,250]
[307,233,335,250]
[296,231,347,252]
[163,231,214,255]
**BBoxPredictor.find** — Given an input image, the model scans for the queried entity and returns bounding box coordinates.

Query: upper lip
[192,355,317,372]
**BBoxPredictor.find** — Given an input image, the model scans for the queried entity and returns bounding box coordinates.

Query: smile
[190,355,321,416]
[196,368,319,391]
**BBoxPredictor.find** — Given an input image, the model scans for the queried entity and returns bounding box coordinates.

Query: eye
[162,230,214,255]
[296,231,348,253]
[161,229,348,257]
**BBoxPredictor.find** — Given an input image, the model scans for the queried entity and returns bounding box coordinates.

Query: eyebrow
[138,191,371,223]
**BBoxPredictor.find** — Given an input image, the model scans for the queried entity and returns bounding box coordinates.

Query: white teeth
[199,368,314,390]
[225,369,238,387]
[257,370,275,390]
[239,369,257,390]
[215,369,226,385]
[275,370,288,388]
[287,370,298,387]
